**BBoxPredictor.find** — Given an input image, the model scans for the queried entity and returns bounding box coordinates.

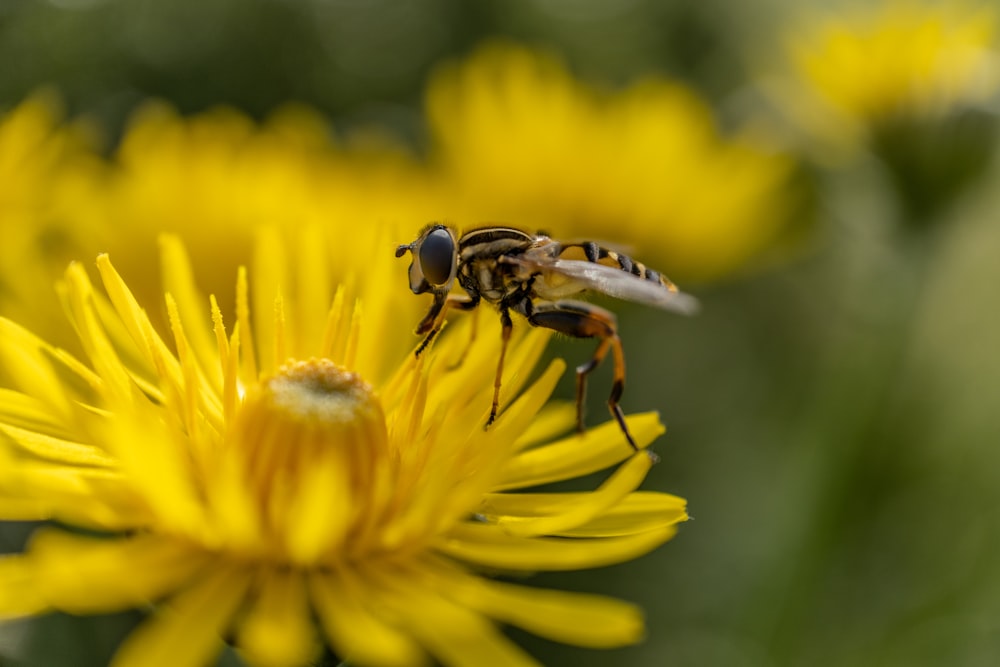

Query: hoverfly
[395,224,698,450]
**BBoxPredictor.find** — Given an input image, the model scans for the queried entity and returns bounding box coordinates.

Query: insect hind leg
[527,300,638,451]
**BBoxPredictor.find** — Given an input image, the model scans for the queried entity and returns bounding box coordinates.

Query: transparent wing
[506,255,699,315]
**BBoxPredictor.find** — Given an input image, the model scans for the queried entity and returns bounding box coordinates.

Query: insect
[395,224,698,450]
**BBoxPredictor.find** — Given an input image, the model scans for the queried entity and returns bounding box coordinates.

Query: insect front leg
[526,300,637,451]
[448,305,480,370]
[415,292,479,357]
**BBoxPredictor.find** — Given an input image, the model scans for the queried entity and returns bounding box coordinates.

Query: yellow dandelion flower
[785,2,999,145]
[0,226,686,667]
[425,43,797,282]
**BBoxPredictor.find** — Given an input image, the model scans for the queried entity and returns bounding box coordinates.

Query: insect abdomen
[558,242,678,292]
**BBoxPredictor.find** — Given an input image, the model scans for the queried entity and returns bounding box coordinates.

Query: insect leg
[527,300,637,451]
[486,307,513,427]
[448,305,480,370]
[415,293,479,357]
[574,338,612,433]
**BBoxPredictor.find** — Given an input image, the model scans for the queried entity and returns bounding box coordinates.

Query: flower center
[230,359,392,562]
[264,359,381,427]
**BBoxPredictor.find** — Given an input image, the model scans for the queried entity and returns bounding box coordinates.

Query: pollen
[262,359,383,427]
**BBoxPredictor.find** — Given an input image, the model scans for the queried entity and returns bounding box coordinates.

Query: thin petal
[442,359,567,517]
[448,577,645,648]
[310,571,426,667]
[110,565,252,667]
[496,412,664,491]
[0,388,75,440]
[63,262,134,404]
[0,318,74,420]
[371,570,542,667]
[437,523,678,571]
[94,254,185,411]
[159,235,221,391]
[490,451,656,537]
[558,492,688,537]
[236,569,318,667]
[0,555,50,618]
[3,464,147,530]
[251,226,287,376]
[283,450,353,565]
[0,423,114,468]
[100,416,208,539]
[482,490,688,537]
[513,401,575,451]
[28,529,210,613]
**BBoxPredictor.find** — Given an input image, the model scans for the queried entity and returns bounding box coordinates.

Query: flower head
[783,2,999,147]
[0,227,686,667]
[426,43,797,282]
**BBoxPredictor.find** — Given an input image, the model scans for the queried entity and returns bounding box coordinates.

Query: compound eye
[418,228,455,287]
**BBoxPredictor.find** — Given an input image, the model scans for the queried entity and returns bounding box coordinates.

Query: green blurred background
[2,0,1000,665]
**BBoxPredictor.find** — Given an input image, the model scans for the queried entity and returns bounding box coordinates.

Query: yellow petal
[99,414,208,539]
[0,388,75,440]
[0,555,50,618]
[310,571,426,667]
[496,412,664,491]
[159,235,220,391]
[0,318,75,420]
[512,401,575,451]
[0,423,114,468]
[371,570,542,667]
[28,529,210,613]
[283,450,353,564]
[110,564,252,667]
[251,226,287,376]
[437,523,678,571]
[449,577,645,648]
[491,450,655,537]
[3,464,146,530]
[236,569,318,667]
[441,359,566,518]
[484,490,688,537]
[0,497,50,521]
[63,262,133,404]
[94,254,179,403]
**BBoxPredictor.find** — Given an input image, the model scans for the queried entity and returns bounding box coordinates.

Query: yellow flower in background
[785,2,999,147]
[0,94,107,347]
[0,226,687,667]
[100,103,447,322]
[425,43,797,282]
[0,97,448,350]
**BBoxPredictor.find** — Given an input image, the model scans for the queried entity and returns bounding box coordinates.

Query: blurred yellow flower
[100,103,447,323]
[0,227,687,667]
[0,96,450,352]
[786,2,999,145]
[0,94,107,346]
[425,43,797,282]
